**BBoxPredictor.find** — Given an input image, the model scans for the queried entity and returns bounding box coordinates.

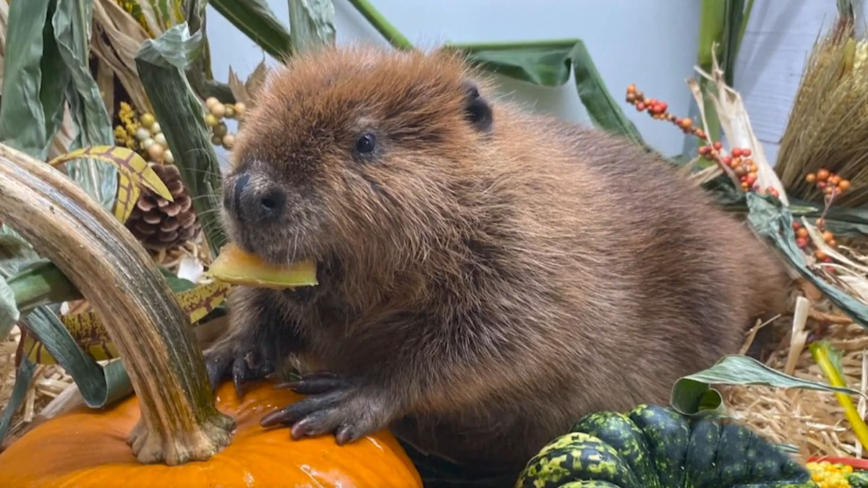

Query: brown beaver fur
[204,44,788,478]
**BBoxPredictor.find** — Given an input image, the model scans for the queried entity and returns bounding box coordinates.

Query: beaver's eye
[355,133,376,154]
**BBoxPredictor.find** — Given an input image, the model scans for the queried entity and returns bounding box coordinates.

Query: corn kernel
[807,461,856,488]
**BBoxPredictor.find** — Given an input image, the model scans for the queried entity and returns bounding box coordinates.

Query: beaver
[204,44,788,478]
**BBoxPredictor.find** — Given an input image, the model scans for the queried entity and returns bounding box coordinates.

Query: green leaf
[0,234,42,338]
[135,21,205,68]
[8,260,81,313]
[0,0,116,212]
[158,266,197,293]
[694,0,753,145]
[0,358,36,443]
[52,0,118,211]
[838,0,855,21]
[209,0,291,59]
[721,0,749,88]
[746,193,868,326]
[136,23,227,258]
[128,0,185,34]
[0,0,66,160]
[345,0,412,50]
[183,0,208,33]
[0,234,40,278]
[288,0,336,54]
[671,354,863,416]
[700,176,868,237]
[20,306,132,408]
[449,40,646,148]
[0,276,20,339]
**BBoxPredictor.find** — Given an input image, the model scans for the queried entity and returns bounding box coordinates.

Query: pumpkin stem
[0,143,234,465]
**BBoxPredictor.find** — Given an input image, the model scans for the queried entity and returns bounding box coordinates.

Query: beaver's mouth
[280,255,342,304]
[233,231,319,268]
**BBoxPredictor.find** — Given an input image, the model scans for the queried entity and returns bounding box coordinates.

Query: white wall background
[205,0,858,165]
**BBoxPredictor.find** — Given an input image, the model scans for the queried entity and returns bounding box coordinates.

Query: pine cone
[126,163,200,250]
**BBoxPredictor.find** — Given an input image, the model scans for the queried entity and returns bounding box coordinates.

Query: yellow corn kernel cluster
[113,102,141,150]
[807,461,854,488]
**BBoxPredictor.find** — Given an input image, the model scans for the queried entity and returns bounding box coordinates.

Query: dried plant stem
[786,297,810,376]
[0,143,233,465]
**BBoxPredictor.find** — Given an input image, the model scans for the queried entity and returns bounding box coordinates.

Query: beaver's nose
[224,173,286,223]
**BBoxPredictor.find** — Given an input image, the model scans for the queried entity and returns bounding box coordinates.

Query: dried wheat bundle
[776,18,868,207]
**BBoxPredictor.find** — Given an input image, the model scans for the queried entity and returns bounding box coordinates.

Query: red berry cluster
[625,83,849,270]
[792,220,836,270]
[625,84,781,197]
[626,84,706,139]
[699,144,762,190]
[698,143,781,196]
[805,169,851,198]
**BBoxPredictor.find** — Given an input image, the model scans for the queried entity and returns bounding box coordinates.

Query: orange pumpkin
[0,381,422,488]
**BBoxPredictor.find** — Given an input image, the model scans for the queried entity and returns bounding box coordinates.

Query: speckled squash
[850,472,868,487]
[516,404,814,488]
[0,381,422,488]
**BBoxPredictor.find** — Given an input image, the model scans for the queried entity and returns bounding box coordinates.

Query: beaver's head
[221,46,496,295]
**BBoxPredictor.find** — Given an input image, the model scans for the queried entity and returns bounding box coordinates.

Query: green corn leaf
[448,39,646,148]
[136,23,227,258]
[721,0,749,87]
[0,0,116,212]
[0,234,41,338]
[158,265,197,293]
[700,175,868,237]
[784,201,868,237]
[209,0,291,59]
[691,0,753,152]
[183,0,208,32]
[0,234,40,278]
[119,0,185,36]
[746,193,868,326]
[0,0,66,160]
[838,0,855,21]
[8,260,81,313]
[176,0,223,103]
[19,307,133,408]
[0,358,36,443]
[0,303,133,446]
[0,277,19,340]
[53,0,117,211]
[671,354,863,417]
[288,0,336,54]
[345,0,411,50]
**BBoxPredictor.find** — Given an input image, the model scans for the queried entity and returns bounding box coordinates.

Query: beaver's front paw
[260,371,394,445]
[203,345,275,398]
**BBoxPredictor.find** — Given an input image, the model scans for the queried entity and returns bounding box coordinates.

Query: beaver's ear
[462,81,493,132]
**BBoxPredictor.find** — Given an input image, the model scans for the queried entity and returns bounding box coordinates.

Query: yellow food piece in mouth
[207,244,318,289]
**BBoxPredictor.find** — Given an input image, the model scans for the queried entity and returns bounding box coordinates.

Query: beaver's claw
[260,371,393,445]
[204,346,275,398]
